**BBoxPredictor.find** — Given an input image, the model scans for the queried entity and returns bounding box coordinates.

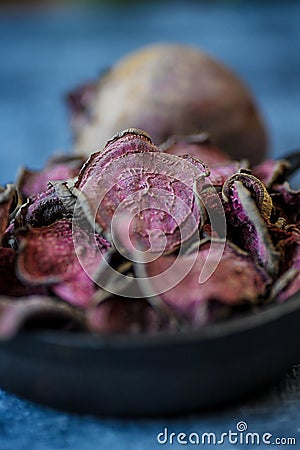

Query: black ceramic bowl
[0,291,300,416]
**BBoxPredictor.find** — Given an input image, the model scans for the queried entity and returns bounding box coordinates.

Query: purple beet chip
[0,184,18,243]
[18,154,84,199]
[222,172,273,220]
[253,159,290,189]
[86,297,173,334]
[75,128,157,190]
[222,179,279,275]
[271,230,300,302]
[15,181,77,229]
[0,247,47,297]
[161,133,230,166]
[75,129,209,253]
[207,162,248,187]
[140,241,269,325]
[17,219,110,307]
[0,296,86,339]
[271,182,300,225]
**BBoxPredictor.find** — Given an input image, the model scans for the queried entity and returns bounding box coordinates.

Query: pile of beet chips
[0,128,299,338]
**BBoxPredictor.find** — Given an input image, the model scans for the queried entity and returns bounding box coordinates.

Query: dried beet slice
[207,162,248,187]
[271,182,300,225]
[97,155,204,250]
[0,184,19,243]
[198,187,226,239]
[0,247,46,297]
[223,181,279,276]
[265,224,296,275]
[15,183,76,229]
[1,222,16,250]
[270,231,300,302]
[253,159,290,189]
[17,220,79,284]
[223,172,273,220]
[50,180,79,216]
[86,296,174,334]
[179,154,210,176]
[18,155,84,199]
[136,241,269,325]
[17,220,110,307]
[75,131,209,253]
[0,296,86,339]
[161,133,230,166]
[75,129,157,190]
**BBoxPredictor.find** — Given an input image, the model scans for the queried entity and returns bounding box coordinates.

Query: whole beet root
[68,44,268,164]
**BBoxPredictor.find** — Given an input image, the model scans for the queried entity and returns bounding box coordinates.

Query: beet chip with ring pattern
[74,129,210,254]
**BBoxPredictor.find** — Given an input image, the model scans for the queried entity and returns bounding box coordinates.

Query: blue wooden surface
[0,2,300,448]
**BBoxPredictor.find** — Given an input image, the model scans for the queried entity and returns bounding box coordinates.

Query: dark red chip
[75,130,209,253]
[18,154,84,199]
[140,241,269,325]
[17,219,110,307]
[0,247,47,297]
[0,185,18,243]
[86,296,173,334]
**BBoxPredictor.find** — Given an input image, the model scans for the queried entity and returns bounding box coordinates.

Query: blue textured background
[0,1,300,449]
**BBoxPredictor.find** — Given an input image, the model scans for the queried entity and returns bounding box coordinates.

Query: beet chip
[75,128,158,189]
[161,133,230,166]
[270,230,300,302]
[271,182,300,225]
[18,154,84,199]
[222,175,279,275]
[207,162,248,187]
[17,220,110,307]
[15,182,76,229]
[0,296,86,339]
[253,159,290,189]
[276,245,300,302]
[138,242,269,325]
[222,172,273,220]
[0,184,19,242]
[86,297,174,334]
[75,129,209,253]
[0,247,46,297]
